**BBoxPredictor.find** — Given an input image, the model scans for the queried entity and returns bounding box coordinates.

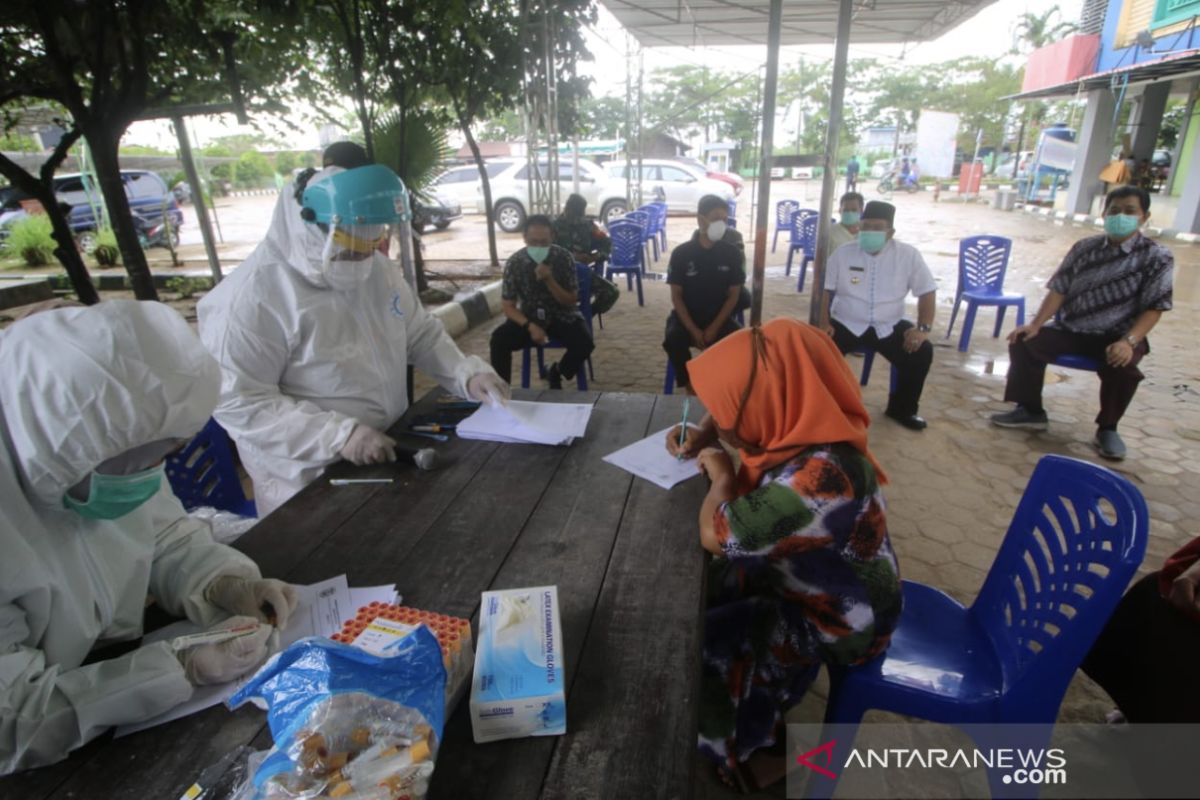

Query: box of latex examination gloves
[469,585,566,744]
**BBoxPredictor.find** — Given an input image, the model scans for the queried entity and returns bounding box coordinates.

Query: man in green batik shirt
[553,194,612,267]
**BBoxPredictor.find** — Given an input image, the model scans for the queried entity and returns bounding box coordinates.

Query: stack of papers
[457,400,593,446]
[602,427,703,490]
[115,576,400,736]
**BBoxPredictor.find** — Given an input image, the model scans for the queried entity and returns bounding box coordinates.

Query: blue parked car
[53,170,184,251]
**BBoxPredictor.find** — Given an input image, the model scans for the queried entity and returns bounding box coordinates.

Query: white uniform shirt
[825,238,937,337]
[829,223,855,252]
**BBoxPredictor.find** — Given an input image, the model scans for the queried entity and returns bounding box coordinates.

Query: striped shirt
[1047,233,1173,336]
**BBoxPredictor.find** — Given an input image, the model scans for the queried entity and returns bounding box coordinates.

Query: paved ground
[417,190,1200,755]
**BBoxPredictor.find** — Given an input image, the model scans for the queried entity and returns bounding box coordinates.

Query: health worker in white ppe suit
[0,301,299,774]
[197,164,508,517]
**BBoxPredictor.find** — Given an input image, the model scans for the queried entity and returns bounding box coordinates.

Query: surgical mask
[1104,213,1141,239]
[64,464,164,520]
[840,211,861,227]
[320,224,381,290]
[526,246,550,263]
[859,231,888,254]
[706,221,727,242]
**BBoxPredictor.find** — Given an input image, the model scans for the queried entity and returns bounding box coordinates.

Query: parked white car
[482,158,629,233]
[604,159,735,214]
[429,162,510,211]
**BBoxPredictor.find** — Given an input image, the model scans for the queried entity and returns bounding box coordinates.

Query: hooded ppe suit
[0,301,261,774]
[197,167,495,517]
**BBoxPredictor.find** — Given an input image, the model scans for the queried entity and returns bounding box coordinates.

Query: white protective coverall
[197,170,494,516]
[0,301,261,774]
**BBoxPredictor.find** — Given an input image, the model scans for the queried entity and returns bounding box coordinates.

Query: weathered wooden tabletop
[1,389,711,800]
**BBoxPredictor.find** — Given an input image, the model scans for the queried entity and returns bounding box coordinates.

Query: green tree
[0,0,303,299]
[0,131,39,151]
[927,58,1022,154]
[235,150,271,186]
[1012,5,1078,52]
[274,150,297,175]
[576,95,625,140]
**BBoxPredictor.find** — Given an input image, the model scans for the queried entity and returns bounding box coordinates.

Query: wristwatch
[1124,334,1139,347]
[916,323,932,333]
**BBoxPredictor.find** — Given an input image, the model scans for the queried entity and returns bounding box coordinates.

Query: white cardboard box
[470,586,566,744]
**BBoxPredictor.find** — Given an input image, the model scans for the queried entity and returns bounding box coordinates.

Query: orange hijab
[689,318,887,492]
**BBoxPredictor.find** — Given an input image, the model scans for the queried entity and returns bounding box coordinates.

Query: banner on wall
[915,110,960,179]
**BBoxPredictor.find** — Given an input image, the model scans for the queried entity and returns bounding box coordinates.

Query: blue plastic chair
[1052,353,1101,372]
[651,201,669,251]
[165,418,257,517]
[771,199,799,253]
[726,216,736,229]
[521,262,595,390]
[946,235,1024,353]
[808,454,1148,799]
[605,220,644,306]
[851,348,898,393]
[726,199,736,219]
[786,210,820,292]
[637,204,663,261]
[625,210,653,271]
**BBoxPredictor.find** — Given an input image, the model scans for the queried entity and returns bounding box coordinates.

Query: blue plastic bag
[228,630,446,799]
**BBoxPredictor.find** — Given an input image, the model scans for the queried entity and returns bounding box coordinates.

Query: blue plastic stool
[852,348,898,393]
[807,455,1148,799]
[165,418,256,517]
[663,310,746,395]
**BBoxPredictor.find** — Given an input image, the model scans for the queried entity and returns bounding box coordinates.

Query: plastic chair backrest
[799,213,819,251]
[637,204,661,234]
[165,418,256,517]
[789,208,819,243]
[607,219,643,269]
[970,454,1148,712]
[651,201,668,227]
[775,199,799,227]
[958,235,1013,295]
[726,199,736,218]
[626,210,651,240]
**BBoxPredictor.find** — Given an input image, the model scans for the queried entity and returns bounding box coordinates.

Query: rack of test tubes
[333,603,474,712]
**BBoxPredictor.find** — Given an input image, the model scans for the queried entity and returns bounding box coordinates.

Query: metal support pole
[636,48,644,208]
[808,0,853,325]
[749,0,783,327]
[624,34,633,213]
[173,116,223,284]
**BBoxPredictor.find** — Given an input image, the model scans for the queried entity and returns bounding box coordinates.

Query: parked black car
[411,193,462,231]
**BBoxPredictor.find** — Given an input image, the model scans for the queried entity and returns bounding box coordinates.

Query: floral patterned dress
[698,443,902,772]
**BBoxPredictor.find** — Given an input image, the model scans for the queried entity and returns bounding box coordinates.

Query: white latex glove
[177,616,275,686]
[340,424,397,465]
[467,371,511,407]
[205,575,299,628]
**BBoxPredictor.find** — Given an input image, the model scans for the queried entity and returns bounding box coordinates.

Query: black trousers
[1081,572,1200,723]
[831,319,932,418]
[1004,326,1147,428]
[662,312,741,389]
[489,317,594,384]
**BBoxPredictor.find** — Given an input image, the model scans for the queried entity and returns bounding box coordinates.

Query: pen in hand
[677,397,690,461]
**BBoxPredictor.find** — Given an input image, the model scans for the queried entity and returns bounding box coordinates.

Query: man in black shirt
[663,195,746,391]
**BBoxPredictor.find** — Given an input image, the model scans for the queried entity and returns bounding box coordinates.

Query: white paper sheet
[349,584,401,610]
[602,427,703,490]
[116,574,355,736]
[456,400,593,446]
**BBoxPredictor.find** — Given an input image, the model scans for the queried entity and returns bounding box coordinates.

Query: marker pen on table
[329,478,396,486]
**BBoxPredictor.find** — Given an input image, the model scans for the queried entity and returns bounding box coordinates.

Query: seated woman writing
[666,318,902,791]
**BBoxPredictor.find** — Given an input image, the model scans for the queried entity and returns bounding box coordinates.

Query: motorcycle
[136,215,180,249]
[876,170,920,194]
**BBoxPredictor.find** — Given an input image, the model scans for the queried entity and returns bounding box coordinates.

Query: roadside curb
[431,280,502,338]
[1013,202,1200,244]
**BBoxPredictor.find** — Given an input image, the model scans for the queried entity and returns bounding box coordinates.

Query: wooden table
[1,389,712,800]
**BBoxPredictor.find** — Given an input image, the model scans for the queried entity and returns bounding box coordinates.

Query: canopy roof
[602,0,998,47]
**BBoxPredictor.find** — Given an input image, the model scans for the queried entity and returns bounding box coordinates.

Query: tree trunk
[88,130,158,300]
[0,154,99,304]
[461,121,499,268]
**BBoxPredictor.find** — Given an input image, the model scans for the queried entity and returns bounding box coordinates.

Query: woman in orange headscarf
[666,318,902,791]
